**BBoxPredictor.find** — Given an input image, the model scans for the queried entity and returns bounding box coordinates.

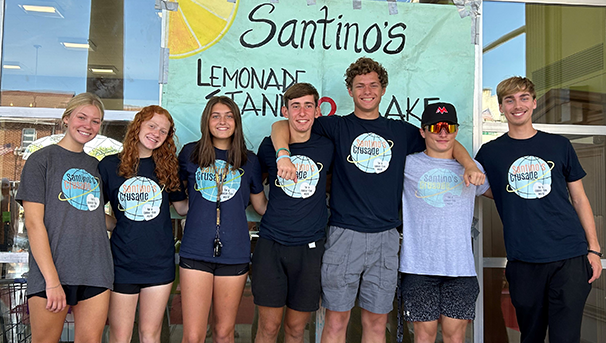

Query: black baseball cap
[421,102,458,127]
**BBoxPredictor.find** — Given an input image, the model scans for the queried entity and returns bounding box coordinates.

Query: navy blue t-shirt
[257,134,333,246]
[475,131,588,263]
[312,113,425,233]
[178,143,264,264]
[99,154,186,284]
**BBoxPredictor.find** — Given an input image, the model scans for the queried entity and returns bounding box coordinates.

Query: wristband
[276,155,291,163]
[588,249,603,257]
[275,148,291,158]
[46,284,61,290]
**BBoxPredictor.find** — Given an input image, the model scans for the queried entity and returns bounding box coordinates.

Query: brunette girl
[178,96,266,343]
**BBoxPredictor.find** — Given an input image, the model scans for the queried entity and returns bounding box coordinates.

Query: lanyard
[213,164,228,239]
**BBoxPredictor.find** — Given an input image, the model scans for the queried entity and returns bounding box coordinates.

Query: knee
[213,326,235,343]
[284,321,306,340]
[414,329,437,343]
[258,320,281,340]
[361,315,388,335]
[324,315,349,334]
[182,332,206,343]
[139,327,162,343]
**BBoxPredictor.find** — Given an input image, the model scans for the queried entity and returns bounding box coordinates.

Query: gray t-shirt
[17,144,113,294]
[399,152,489,277]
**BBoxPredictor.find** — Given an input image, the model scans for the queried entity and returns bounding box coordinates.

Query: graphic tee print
[507,156,554,199]
[59,168,101,211]
[118,176,164,221]
[276,155,323,199]
[415,168,464,208]
[195,160,242,202]
[348,132,393,174]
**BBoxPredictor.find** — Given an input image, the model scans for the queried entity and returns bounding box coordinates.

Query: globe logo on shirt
[118,176,163,221]
[277,155,322,198]
[195,160,243,202]
[59,168,101,211]
[507,156,554,199]
[415,168,464,207]
[347,133,393,174]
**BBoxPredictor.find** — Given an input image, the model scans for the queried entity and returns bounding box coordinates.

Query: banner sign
[162,0,474,153]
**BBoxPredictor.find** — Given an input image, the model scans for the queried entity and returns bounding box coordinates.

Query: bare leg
[211,274,248,343]
[180,267,213,343]
[108,291,138,343]
[29,296,69,343]
[72,289,111,343]
[138,283,172,343]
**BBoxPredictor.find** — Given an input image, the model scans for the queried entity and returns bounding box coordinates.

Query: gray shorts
[400,273,479,322]
[321,226,399,314]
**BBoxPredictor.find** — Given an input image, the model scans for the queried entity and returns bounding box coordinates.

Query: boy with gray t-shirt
[399,103,490,342]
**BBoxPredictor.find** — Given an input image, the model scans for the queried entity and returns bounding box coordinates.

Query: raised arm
[23,201,67,313]
[453,141,485,186]
[568,179,601,283]
[271,120,297,181]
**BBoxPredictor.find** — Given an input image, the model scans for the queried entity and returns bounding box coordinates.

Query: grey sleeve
[16,153,47,205]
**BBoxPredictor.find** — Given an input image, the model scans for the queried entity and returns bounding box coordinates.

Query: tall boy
[475,76,601,343]
[272,58,484,343]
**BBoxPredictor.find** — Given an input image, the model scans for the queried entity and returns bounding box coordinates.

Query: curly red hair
[118,105,181,192]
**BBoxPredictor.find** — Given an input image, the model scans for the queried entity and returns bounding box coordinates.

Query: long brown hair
[118,105,181,192]
[190,96,248,169]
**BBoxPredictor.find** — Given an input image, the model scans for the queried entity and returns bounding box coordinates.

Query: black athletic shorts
[113,280,173,295]
[179,257,249,276]
[251,237,325,312]
[28,285,108,306]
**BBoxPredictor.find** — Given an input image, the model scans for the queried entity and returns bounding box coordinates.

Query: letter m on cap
[437,107,448,114]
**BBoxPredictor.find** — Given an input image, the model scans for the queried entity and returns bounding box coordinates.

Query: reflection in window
[1,0,161,110]
[482,2,606,126]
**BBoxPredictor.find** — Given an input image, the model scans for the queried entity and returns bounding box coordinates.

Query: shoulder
[99,154,120,168]
[536,131,568,145]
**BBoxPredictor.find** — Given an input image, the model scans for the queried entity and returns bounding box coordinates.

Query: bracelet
[275,148,291,159]
[46,284,61,290]
[276,155,291,163]
[588,249,603,257]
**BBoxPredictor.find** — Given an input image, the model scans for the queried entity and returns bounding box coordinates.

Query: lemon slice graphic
[168,0,239,59]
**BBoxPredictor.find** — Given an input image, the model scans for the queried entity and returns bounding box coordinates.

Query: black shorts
[179,257,249,276]
[400,273,479,322]
[251,237,325,312]
[113,281,173,295]
[28,285,108,306]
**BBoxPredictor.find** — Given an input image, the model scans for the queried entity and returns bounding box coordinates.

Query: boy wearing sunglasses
[399,102,490,343]
[475,77,601,342]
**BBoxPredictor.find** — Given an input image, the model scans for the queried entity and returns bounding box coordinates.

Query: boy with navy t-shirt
[253,83,333,343]
[475,76,601,343]
[271,58,485,343]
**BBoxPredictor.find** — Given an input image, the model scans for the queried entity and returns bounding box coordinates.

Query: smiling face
[500,91,537,129]
[63,104,102,147]
[209,103,236,148]
[348,72,386,119]
[137,113,170,158]
[283,94,319,135]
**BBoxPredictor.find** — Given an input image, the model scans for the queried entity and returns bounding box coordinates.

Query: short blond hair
[496,77,536,104]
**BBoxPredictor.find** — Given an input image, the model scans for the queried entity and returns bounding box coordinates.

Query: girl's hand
[45,284,67,313]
